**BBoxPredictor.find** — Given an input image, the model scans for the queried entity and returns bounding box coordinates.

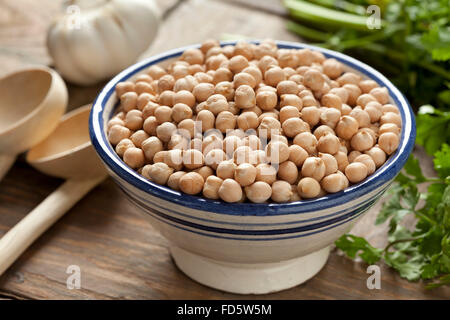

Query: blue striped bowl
[89,40,415,294]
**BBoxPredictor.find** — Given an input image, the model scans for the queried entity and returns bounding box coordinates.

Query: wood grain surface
[0,0,448,299]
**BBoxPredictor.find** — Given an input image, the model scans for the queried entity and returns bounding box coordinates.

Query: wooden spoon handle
[0,154,16,181]
[0,175,106,276]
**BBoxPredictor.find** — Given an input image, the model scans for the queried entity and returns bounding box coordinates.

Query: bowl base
[170,245,330,295]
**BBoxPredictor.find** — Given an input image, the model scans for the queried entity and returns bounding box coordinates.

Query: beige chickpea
[194,166,214,181]
[319,108,341,129]
[206,53,228,71]
[167,171,187,190]
[258,55,279,73]
[340,104,352,116]
[218,178,243,203]
[214,81,235,101]
[303,69,324,91]
[301,157,326,181]
[355,93,376,108]
[174,90,196,108]
[142,116,158,136]
[380,112,402,128]
[321,93,342,110]
[194,71,213,84]
[141,164,153,180]
[195,109,215,132]
[345,162,368,183]
[213,67,233,84]
[216,160,237,180]
[107,117,125,131]
[365,146,387,168]
[124,109,143,130]
[293,132,317,155]
[277,161,298,184]
[130,130,149,148]
[204,149,227,170]
[347,150,361,163]
[379,123,400,135]
[264,66,286,87]
[115,81,135,98]
[234,85,256,109]
[370,87,390,104]
[329,87,349,105]
[154,106,173,124]
[135,81,154,95]
[172,103,193,123]
[242,66,262,85]
[108,125,131,145]
[189,64,205,75]
[243,135,262,151]
[202,175,224,199]
[313,125,334,140]
[223,135,243,156]
[245,181,272,203]
[153,150,167,164]
[319,152,338,176]
[378,132,399,155]
[265,141,290,164]
[115,138,134,158]
[282,118,310,138]
[148,162,174,185]
[234,72,256,89]
[179,172,205,195]
[359,79,378,93]
[233,145,253,165]
[337,72,361,86]
[256,90,277,111]
[288,145,308,167]
[193,83,214,102]
[258,117,281,139]
[300,106,320,127]
[280,94,302,110]
[234,163,257,187]
[335,116,359,140]
[350,108,371,128]
[158,90,175,107]
[120,91,138,112]
[178,119,196,139]
[276,80,299,96]
[271,134,288,145]
[168,133,188,150]
[382,104,400,114]
[342,84,361,106]
[353,154,376,175]
[229,55,249,74]
[173,76,198,92]
[279,106,299,124]
[277,49,299,68]
[157,74,175,93]
[296,49,315,67]
[215,111,236,133]
[156,122,177,143]
[297,177,321,198]
[271,180,293,203]
[141,136,163,161]
[317,133,340,154]
[200,39,220,54]
[334,151,349,172]
[237,111,259,131]
[206,94,229,115]
[182,149,204,170]
[147,65,167,80]
[351,130,374,151]
[289,74,303,84]
[164,149,184,170]
[364,101,383,122]
[137,93,155,111]
[322,58,343,79]
[202,134,223,155]
[252,150,267,165]
[255,163,277,185]
[181,48,204,65]
[321,173,345,193]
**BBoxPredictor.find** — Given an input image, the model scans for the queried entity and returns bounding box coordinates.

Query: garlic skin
[47,0,160,85]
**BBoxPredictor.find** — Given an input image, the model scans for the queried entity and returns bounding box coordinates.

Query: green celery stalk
[286,21,331,42]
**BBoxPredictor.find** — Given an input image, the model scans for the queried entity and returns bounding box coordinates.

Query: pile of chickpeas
[107,39,401,203]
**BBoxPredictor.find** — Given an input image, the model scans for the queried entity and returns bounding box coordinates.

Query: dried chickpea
[108,125,131,145]
[364,101,383,122]
[319,153,338,176]
[348,150,362,163]
[206,94,229,115]
[258,117,281,139]
[280,94,302,110]
[194,166,214,181]
[293,132,317,155]
[157,74,175,92]
[359,80,378,93]
[350,130,374,151]
[322,58,343,79]
[279,106,299,124]
[345,162,368,183]
[148,162,174,185]
[172,103,193,123]
[216,111,236,133]
[379,123,400,135]
[167,171,187,190]
[168,134,188,150]
[317,133,340,154]
[378,132,399,155]
[153,150,167,163]
[203,176,224,199]
[354,154,376,175]
[237,111,259,131]
[304,69,324,91]
[196,110,215,132]
[297,177,321,198]
[277,80,299,95]
[370,87,390,104]
[213,67,233,84]
[234,85,256,109]
[329,87,349,104]
[193,83,214,102]
[320,108,341,129]
[158,90,175,107]
[216,160,237,180]
[223,135,243,157]
[115,138,134,157]
[218,179,243,203]
[179,172,204,195]
[350,108,371,128]
[335,116,359,140]
[181,48,204,65]
[115,81,135,98]
[204,149,227,170]
[380,112,402,127]
[300,106,320,127]
[264,66,285,87]
[200,39,220,54]
[143,116,158,136]
[321,93,342,110]
[277,161,298,184]
[282,118,310,138]
[256,90,277,111]
[156,122,177,143]
[271,180,293,203]
[147,65,166,80]
[234,72,256,88]
[154,106,172,124]
[334,151,349,172]
[120,91,138,112]
[245,181,272,203]
[130,130,149,148]
[255,163,277,185]
[266,141,290,164]
[301,157,326,181]
[342,84,361,106]
[182,149,204,169]
[321,173,345,193]
[174,90,196,108]
[242,66,262,84]
[288,145,308,167]
[229,55,249,74]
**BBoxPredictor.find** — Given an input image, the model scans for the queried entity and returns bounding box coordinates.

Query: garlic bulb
[47,0,160,85]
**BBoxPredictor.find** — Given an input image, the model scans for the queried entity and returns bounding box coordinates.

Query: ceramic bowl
[89,40,415,294]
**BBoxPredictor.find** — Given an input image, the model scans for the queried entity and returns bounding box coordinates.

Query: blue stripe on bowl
[90,40,415,216]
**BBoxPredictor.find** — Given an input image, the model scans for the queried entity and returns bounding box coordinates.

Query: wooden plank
[0,0,448,299]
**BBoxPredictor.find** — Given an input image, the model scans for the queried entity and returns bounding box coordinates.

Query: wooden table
[0,0,448,300]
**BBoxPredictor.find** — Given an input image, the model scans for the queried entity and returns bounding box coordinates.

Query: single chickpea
[229,55,249,74]
[317,133,340,154]
[370,87,390,104]
[349,108,370,128]
[206,53,228,71]
[277,49,299,68]
[157,74,175,93]
[303,69,324,91]
[194,166,214,181]
[206,94,229,115]
[243,135,261,150]
[319,152,338,176]
[271,134,288,145]
[172,103,193,123]
[234,72,256,89]
[365,146,387,168]
[213,67,233,84]
[342,84,361,106]
[228,101,240,115]
[233,145,253,165]
[353,154,376,175]
[108,125,131,145]
[297,177,321,198]
[202,134,223,155]
[194,72,213,84]
[202,176,224,200]
[364,101,383,122]
[256,90,278,111]
[313,125,334,140]
[277,161,298,184]
[351,130,374,151]
[245,181,272,203]
[300,106,320,127]
[334,151,349,172]
[341,104,352,116]
[125,109,144,131]
[154,106,173,124]
[204,149,227,170]
[359,80,379,94]
[153,150,167,164]
[218,179,243,203]
[319,108,341,129]
[264,66,286,86]
[234,85,256,109]
[200,39,220,54]
[182,149,204,169]
[288,145,308,167]
[193,83,214,102]
[142,116,158,136]
[147,65,167,80]
[301,157,326,181]
[277,80,299,96]
[174,90,196,108]
[195,110,215,133]
[170,64,189,80]
[107,117,125,131]
[347,150,361,163]
[329,87,349,104]
[378,132,399,155]
[265,141,290,164]
[382,104,400,114]
[137,93,155,111]
[282,118,310,138]
[242,66,263,85]
[345,162,368,183]
[380,112,402,127]
[216,160,237,180]
[115,81,135,98]
[135,81,154,95]
[167,171,187,190]
[164,149,184,170]
[237,111,259,131]
[359,127,377,142]
[379,123,400,135]
[120,91,138,112]
[156,122,177,143]
[189,64,205,75]
[321,173,345,193]
[293,132,318,155]
[271,180,293,203]
[296,49,315,66]
[258,117,281,139]
[255,163,277,185]
[130,130,149,148]
[148,162,174,185]
[258,55,279,73]
[178,119,196,139]
[214,81,235,101]
[280,94,302,110]
[181,48,204,65]
[115,138,134,158]
[158,90,175,107]
[322,58,343,79]
[215,111,236,133]
[168,133,188,150]
[141,164,153,180]
[223,135,243,156]
[321,93,342,110]
[335,116,359,140]
[179,172,205,195]
[337,72,361,86]
[279,106,300,124]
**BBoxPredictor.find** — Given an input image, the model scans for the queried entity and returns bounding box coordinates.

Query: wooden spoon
[0,104,107,276]
[0,66,68,180]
